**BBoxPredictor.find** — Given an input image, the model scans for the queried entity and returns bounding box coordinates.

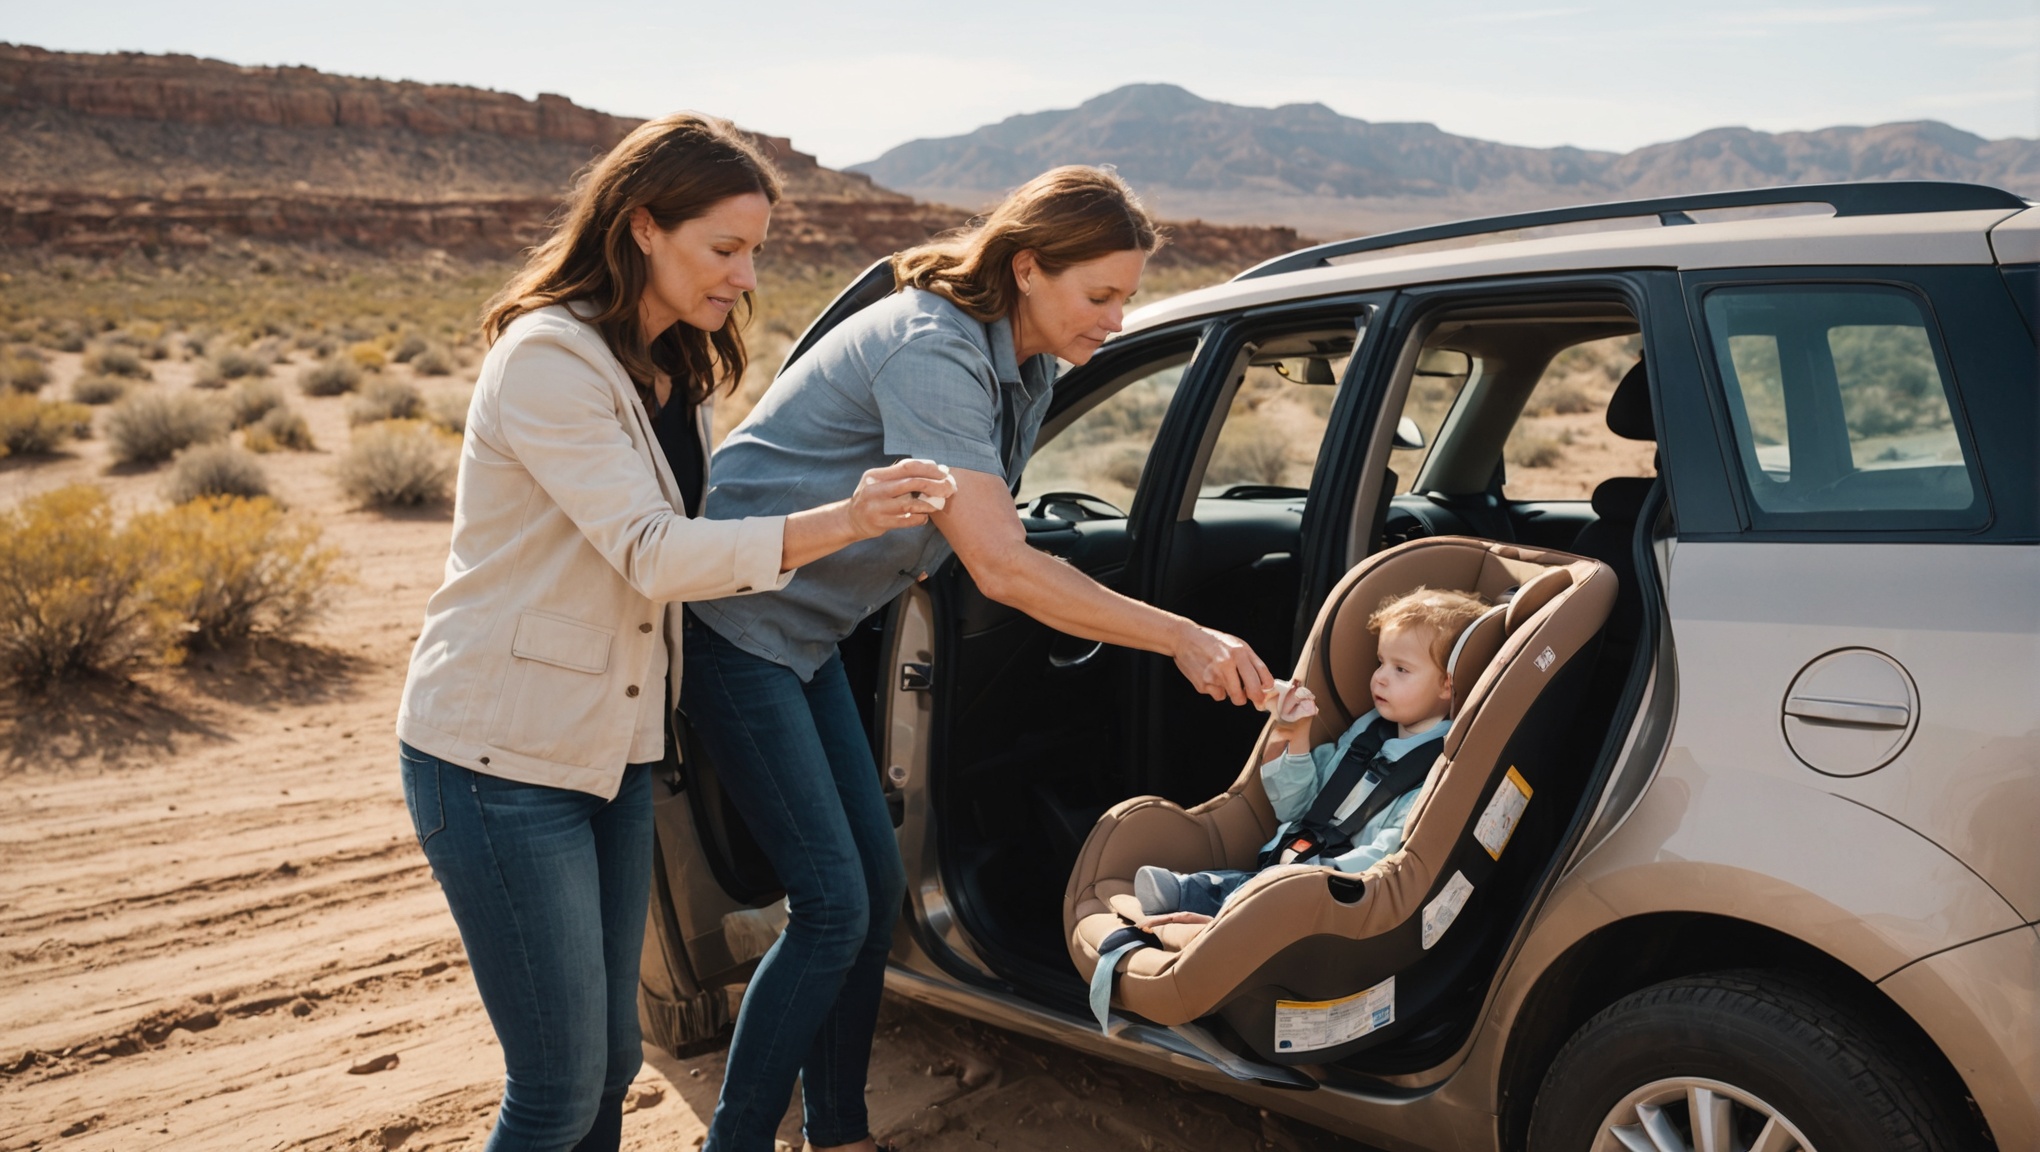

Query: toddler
[1135,586,1489,922]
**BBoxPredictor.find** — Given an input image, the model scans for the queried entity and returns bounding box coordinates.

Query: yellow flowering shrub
[137,496,342,652]
[0,485,168,685]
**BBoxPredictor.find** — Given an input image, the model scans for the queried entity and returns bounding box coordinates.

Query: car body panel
[1664,541,2040,924]
[1125,209,2020,337]
[1988,205,2040,263]
[1876,923,2040,1143]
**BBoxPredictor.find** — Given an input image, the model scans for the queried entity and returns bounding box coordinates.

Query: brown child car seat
[1064,537,1616,1065]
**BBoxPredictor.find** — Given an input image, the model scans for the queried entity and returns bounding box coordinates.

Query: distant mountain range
[851,83,2040,238]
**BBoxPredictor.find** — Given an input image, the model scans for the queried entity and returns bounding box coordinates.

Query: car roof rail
[1234,181,2035,281]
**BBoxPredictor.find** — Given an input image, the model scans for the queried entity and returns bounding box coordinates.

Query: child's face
[1371,624,1453,727]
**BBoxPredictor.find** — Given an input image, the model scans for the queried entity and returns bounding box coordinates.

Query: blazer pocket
[511,610,613,674]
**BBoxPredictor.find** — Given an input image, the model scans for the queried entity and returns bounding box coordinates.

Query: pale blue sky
[4,1,2036,168]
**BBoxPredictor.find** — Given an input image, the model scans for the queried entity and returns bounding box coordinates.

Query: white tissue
[1263,679,1319,724]
[910,461,956,512]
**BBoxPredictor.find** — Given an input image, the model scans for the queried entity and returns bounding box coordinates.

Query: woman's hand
[1170,623,1272,706]
[846,459,956,539]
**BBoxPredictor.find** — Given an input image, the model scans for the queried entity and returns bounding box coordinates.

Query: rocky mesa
[0,45,1305,269]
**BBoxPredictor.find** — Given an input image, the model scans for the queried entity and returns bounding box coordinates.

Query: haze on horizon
[4,0,2037,170]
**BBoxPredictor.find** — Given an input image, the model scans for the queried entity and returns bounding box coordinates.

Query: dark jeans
[1169,868,1256,916]
[681,616,906,1152]
[399,743,655,1152]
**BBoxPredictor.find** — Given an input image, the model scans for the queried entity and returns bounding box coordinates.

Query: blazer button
[625,685,640,697]
[639,622,653,633]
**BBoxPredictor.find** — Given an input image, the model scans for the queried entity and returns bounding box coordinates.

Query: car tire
[1527,970,1978,1152]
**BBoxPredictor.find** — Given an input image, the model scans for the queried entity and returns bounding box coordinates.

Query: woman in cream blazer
[395,114,948,1152]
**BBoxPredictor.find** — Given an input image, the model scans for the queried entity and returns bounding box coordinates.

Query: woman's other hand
[1170,623,1272,706]
[847,459,956,538]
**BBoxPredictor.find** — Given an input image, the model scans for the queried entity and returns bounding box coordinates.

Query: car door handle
[1784,695,1911,728]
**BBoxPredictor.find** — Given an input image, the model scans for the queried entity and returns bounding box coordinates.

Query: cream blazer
[396,305,791,798]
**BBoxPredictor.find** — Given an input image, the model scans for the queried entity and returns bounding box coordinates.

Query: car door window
[1389,348,1476,495]
[1501,335,1652,501]
[1701,285,1983,525]
[1018,353,1190,511]
[1199,351,1345,496]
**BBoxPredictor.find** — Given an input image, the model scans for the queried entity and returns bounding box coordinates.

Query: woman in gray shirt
[685,167,1272,1152]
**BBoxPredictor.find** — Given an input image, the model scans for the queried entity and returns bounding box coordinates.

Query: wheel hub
[1592,1076,1816,1152]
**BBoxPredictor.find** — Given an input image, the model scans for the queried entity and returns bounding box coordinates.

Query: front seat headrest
[1606,359,1655,442]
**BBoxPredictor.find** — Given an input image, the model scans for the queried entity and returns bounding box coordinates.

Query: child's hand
[1262,680,1318,726]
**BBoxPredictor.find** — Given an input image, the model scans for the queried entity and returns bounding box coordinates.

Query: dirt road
[0,353,1356,1151]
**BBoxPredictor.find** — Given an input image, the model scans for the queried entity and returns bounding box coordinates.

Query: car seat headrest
[1445,605,1509,717]
[1504,567,1573,632]
[1606,359,1655,442]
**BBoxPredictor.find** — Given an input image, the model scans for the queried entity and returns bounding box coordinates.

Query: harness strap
[1088,925,1161,1032]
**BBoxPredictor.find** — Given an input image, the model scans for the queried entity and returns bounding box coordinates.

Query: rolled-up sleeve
[493,333,793,603]
[869,333,1006,476]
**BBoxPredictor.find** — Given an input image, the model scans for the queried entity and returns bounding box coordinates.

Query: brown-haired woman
[395,113,951,1152]
[685,166,1272,1152]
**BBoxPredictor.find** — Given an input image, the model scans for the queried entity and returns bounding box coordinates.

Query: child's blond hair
[1367,587,1490,675]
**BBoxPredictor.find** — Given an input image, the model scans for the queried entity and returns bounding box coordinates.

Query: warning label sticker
[1274,977,1395,1052]
[1422,870,1475,950]
[1474,767,1533,860]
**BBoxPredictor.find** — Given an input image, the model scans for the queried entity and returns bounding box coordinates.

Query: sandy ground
[0,352,1363,1152]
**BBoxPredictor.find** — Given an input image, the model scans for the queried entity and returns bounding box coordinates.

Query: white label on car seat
[1534,645,1557,672]
[1273,976,1394,1052]
[1474,767,1533,860]
[1422,870,1475,950]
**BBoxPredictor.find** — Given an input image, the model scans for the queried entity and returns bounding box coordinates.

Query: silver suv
[645,182,2039,1152]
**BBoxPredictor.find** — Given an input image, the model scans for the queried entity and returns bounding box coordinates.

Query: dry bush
[3,353,51,394]
[83,345,152,380]
[105,391,229,465]
[424,389,470,436]
[347,341,388,371]
[165,443,271,504]
[1522,377,1598,417]
[0,395,93,457]
[244,406,316,453]
[348,378,423,425]
[71,374,131,405]
[411,345,455,376]
[1206,416,1294,487]
[52,326,87,353]
[228,379,285,428]
[337,419,455,507]
[391,331,430,363]
[1506,429,1568,469]
[212,348,271,381]
[0,485,166,686]
[138,496,340,651]
[300,357,362,397]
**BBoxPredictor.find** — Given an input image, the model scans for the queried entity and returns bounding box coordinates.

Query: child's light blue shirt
[1257,709,1452,874]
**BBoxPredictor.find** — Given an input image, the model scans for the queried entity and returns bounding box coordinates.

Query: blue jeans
[399,743,655,1152]
[681,616,906,1152]
[1169,868,1255,916]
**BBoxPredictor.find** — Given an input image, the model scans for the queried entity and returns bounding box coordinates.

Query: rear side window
[1701,285,1985,528]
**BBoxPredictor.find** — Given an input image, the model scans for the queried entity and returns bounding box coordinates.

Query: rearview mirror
[1393,416,1426,451]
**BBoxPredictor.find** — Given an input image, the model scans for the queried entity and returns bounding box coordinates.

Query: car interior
[926,293,1666,1074]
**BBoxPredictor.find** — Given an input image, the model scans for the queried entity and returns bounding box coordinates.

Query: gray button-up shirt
[691,287,1057,680]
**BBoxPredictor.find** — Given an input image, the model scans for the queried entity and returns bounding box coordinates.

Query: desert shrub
[3,353,52,393]
[391,331,430,363]
[337,419,454,507]
[105,391,229,465]
[347,341,388,371]
[1506,429,1567,469]
[165,443,271,504]
[0,395,93,457]
[191,360,227,389]
[140,338,171,361]
[348,378,423,425]
[52,326,87,353]
[300,357,362,397]
[424,389,471,436]
[84,345,152,380]
[228,379,285,428]
[244,406,316,453]
[71,374,132,405]
[1522,377,1597,417]
[138,496,340,651]
[213,348,271,381]
[410,345,455,376]
[0,485,165,685]
[1206,417,1293,487]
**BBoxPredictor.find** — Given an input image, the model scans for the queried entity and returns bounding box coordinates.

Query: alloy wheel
[1592,1076,1816,1152]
